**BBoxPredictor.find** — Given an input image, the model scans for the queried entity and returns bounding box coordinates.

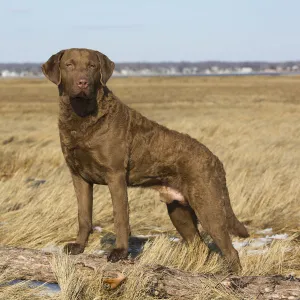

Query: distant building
[235,67,253,74]
[1,70,19,77]
[240,67,253,73]
[263,68,277,73]
[211,66,219,73]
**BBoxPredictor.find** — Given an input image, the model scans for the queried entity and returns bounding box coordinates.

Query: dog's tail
[217,160,249,238]
[226,205,249,238]
[223,187,249,238]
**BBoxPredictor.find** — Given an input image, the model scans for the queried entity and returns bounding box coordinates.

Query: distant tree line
[114,61,300,72]
[1,61,300,74]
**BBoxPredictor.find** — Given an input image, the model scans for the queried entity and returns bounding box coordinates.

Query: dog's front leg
[64,173,93,255]
[106,171,129,262]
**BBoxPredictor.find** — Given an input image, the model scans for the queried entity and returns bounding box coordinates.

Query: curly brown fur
[42,48,248,272]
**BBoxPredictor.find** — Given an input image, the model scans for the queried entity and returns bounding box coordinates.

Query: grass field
[0,76,299,299]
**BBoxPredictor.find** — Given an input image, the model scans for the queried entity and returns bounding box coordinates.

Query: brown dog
[42,48,249,272]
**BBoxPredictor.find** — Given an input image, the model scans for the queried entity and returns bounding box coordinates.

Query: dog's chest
[60,130,108,184]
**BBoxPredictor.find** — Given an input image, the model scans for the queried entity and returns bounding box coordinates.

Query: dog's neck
[58,86,114,133]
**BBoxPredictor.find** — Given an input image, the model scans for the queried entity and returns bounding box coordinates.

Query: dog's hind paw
[63,243,85,255]
[107,248,128,263]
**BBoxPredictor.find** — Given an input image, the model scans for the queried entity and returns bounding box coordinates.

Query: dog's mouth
[70,93,97,117]
[71,90,90,100]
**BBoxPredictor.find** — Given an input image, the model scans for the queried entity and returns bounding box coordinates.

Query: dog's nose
[77,79,88,89]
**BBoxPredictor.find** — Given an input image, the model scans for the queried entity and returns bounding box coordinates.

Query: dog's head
[42,48,115,101]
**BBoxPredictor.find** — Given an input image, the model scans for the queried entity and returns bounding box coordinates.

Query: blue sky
[0,0,299,62]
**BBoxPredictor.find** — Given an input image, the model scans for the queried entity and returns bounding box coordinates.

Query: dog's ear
[42,50,65,85]
[96,51,115,86]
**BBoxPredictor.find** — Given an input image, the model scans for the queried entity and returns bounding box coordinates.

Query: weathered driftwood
[0,245,299,299]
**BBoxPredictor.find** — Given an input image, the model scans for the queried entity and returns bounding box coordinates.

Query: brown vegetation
[0,76,300,299]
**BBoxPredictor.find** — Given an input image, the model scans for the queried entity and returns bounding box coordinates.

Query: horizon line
[1,59,300,64]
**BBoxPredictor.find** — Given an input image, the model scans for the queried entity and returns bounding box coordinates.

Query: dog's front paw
[63,243,85,255]
[107,248,128,263]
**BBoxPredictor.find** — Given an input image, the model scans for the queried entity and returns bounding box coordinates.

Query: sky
[0,0,299,63]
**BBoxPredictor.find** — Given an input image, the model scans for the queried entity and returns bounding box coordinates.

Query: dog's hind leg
[167,201,201,243]
[188,179,242,273]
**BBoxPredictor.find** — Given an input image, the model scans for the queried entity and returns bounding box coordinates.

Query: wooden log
[0,245,299,299]
[0,245,110,283]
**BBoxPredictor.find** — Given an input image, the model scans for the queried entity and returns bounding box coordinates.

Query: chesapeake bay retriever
[42,48,249,272]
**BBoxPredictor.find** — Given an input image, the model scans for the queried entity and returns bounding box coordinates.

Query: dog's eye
[66,63,73,68]
[89,64,96,69]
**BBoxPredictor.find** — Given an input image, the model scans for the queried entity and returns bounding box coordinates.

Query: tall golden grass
[0,76,299,299]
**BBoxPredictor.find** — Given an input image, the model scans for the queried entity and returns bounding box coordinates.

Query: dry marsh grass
[0,76,300,299]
